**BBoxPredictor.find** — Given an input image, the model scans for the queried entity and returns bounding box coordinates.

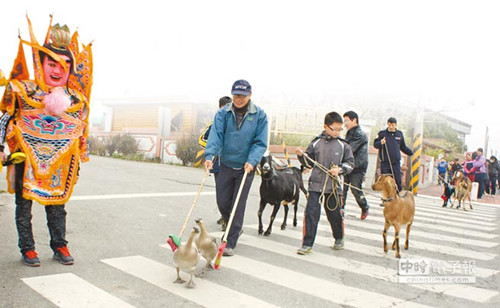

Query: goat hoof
[280,225,286,230]
[174,278,185,284]
[293,222,297,227]
[264,232,271,236]
[395,255,401,259]
[258,229,263,236]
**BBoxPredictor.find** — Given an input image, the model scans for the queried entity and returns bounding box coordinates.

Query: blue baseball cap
[231,79,252,96]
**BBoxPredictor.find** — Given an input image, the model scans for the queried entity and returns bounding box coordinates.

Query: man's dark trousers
[380,162,402,191]
[302,191,344,247]
[15,162,68,254]
[343,171,368,211]
[215,164,255,249]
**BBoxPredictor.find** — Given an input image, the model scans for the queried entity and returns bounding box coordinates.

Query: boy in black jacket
[296,112,354,254]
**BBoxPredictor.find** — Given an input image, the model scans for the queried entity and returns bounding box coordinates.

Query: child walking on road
[296,112,354,254]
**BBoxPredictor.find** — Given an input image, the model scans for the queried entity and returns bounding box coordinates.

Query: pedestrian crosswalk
[20,193,499,307]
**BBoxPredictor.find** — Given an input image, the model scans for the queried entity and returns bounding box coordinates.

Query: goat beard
[43,87,71,116]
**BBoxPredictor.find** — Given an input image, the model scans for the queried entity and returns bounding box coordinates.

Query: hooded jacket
[298,131,354,194]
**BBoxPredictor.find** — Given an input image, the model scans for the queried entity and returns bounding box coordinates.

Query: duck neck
[186,231,196,246]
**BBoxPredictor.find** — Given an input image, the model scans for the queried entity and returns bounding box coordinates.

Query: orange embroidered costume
[1,16,93,205]
[0,15,93,266]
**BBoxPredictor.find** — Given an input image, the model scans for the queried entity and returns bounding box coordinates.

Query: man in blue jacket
[204,80,268,256]
[373,117,413,193]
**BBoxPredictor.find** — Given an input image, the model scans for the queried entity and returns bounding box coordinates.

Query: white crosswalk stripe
[102,255,278,308]
[244,224,498,279]
[22,273,135,308]
[18,193,499,307]
[204,232,498,303]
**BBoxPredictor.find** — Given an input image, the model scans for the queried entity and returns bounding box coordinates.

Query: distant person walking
[437,159,448,185]
[373,117,413,193]
[473,148,487,199]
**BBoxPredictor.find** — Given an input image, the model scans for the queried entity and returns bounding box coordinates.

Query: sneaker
[333,239,344,250]
[297,246,313,255]
[53,246,74,265]
[361,209,369,220]
[22,250,40,267]
[222,248,234,257]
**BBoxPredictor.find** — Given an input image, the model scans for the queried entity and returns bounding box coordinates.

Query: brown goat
[450,170,473,211]
[372,175,415,258]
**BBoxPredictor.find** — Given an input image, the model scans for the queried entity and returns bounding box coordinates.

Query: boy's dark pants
[215,164,255,249]
[302,191,344,247]
[15,162,67,254]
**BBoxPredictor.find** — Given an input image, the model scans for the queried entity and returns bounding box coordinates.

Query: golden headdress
[8,14,93,100]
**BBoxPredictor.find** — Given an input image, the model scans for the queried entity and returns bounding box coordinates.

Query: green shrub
[175,133,199,166]
[117,134,139,156]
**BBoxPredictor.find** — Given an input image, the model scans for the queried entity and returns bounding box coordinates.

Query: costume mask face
[43,55,71,87]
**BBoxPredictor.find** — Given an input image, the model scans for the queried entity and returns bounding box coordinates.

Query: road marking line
[336,207,497,237]
[350,204,498,227]
[22,273,134,308]
[343,216,498,248]
[218,254,434,308]
[244,225,498,278]
[291,215,496,261]
[206,232,498,303]
[71,192,215,201]
[102,255,278,308]
[364,196,497,220]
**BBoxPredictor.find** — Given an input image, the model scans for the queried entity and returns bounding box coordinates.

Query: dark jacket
[373,128,413,163]
[298,131,354,194]
[345,125,368,173]
[488,160,499,178]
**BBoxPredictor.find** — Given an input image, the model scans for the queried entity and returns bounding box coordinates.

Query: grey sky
[1,0,499,154]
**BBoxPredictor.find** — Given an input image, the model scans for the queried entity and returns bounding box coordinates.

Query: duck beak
[193,227,200,233]
[195,218,201,224]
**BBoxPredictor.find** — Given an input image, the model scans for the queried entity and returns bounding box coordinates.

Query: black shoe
[53,246,74,265]
[22,250,40,267]
[221,219,227,231]
[216,216,223,225]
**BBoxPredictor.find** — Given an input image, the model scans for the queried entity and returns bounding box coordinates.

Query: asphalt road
[0,156,498,308]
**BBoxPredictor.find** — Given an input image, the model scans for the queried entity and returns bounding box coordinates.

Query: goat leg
[281,202,289,230]
[258,201,266,235]
[293,198,298,227]
[394,225,401,258]
[382,221,390,253]
[405,222,412,250]
[265,203,281,236]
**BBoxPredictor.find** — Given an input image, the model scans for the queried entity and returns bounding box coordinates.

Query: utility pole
[484,126,489,156]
